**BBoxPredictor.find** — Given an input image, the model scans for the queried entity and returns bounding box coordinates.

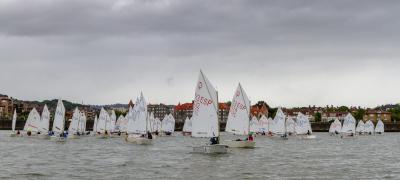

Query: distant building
[174,102,230,123]
[250,101,269,118]
[0,95,13,118]
[321,112,348,122]
[363,110,391,123]
[148,104,175,120]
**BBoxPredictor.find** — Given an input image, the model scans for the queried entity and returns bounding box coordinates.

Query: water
[1,131,400,180]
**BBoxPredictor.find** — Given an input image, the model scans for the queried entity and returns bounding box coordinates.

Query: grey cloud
[0,0,399,107]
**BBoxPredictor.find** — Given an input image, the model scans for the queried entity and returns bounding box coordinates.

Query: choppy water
[1,131,400,180]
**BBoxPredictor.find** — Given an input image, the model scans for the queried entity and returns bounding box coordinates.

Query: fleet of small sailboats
[7,70,389,156]
[328,113,384,137]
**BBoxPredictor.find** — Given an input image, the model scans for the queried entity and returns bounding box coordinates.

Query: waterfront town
[0,93,397,131]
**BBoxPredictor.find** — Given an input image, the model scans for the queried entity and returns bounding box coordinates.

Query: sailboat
[116,115,128,135]
[375,120,384,135]
[109,110,119,138]
[258,115,269,135]
[10,110,18,137]
[126,92,153,145]
[192,71,228,154]
[50,99,67,142]
[68,107,81,139]
[93,115,98,136]
[224,83,255,148]
[295,112,315,139]
[329,119,342,136]
[161,114,175,136]
[79,111,87,135]
[97,108,110,139]
[355,120,365,135]
[38,105,50,139]
[249,116,259,134]
[23,108,41,137]
[182,117,192,136]
[272,108,287,139]
[341,113,356,138]
[364,120,375,135]
[285,116,295,135]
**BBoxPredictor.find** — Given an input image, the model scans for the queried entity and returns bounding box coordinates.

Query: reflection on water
[1,131,400,180]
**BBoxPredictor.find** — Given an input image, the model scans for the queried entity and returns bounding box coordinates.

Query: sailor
[147,131,153,139]
[17,130,20,135]
[248,134,254,141]
[27,131,31,136]
[306,130,311,135]
[210,137,218,145]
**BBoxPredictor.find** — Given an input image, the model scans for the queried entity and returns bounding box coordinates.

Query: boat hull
[193,144,228,154]
[298,135,316,139]
[223,140,255,148]
[182,132,192,136]
[125,135,152,145]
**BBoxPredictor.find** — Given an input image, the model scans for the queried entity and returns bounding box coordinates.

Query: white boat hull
[37,134,50,140]
[298,135,316,139]
[193,144,228,154]
[125,135,152,145]
[109,133,121,138]
[223,140,255,148]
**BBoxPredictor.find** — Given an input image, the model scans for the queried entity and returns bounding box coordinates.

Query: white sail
[272,108,286,135]
[93,115,98,132]
[147,112,155,132]
[341,113,356,134]
[39,105,50,133]
[183,117,192,132]
[249,116,259,133]
[286,116,295,134]
[68,107,81,134]
[12,110,17,132]
[53,99,66,133]
[24,108,41,132]
[109,110,117,132]
[116,115,128,132]
[97,108,109,133]
[162,114,175,133]
[127,93,148,134]
[329,119,342,133]
[267,117,273,132]
[356,120,365,133]
[155,118,162,132]
[191,71,219,138]
[295,113,312,135]
[258,115,269,133]
[364,120,375,134]
[79,112,87,133]
[225,84,251,135]
[375,120,384,133]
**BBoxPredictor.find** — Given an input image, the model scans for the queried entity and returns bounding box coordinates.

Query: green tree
[338,106,349,112]
[314,112,322,122]
[389,104,400,122]
[353,109,366,120]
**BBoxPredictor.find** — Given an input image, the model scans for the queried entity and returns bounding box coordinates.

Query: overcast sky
[0,0,399,107]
